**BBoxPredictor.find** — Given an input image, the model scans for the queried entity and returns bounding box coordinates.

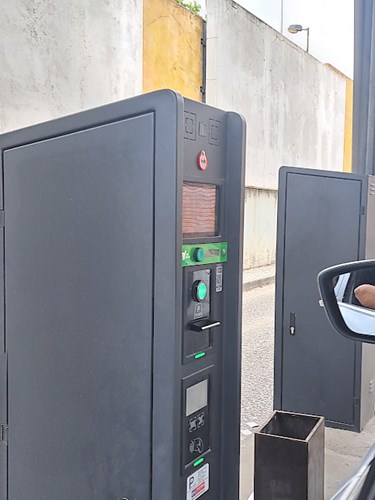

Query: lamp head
[288,24,303,34]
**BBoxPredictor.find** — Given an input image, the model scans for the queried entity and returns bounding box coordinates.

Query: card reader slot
[189,320,221,332]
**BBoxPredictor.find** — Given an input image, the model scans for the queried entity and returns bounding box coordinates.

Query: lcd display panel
[183,182,217,238]
[186,379,208,417]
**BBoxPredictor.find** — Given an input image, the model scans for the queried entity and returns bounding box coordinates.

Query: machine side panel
[151,91,183,500]
[361,175,375,429]
[4,115,155,499]
[274,168,288,409]
[220,112,245,500]
[0,228,6,499]
[365,175,375,258]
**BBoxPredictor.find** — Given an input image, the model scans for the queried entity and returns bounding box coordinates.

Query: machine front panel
[4,116,155,500]
[178,100,239,500]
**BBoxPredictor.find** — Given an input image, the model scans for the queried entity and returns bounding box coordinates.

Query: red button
[197,150,208,171]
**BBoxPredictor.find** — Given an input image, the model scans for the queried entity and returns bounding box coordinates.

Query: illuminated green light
[194,352,206,359]
[194,458,205,467]
[197,282,207,301]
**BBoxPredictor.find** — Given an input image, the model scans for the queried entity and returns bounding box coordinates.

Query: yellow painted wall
[343,78,353,172]
[325,64,353,172]
[143,0,204,101]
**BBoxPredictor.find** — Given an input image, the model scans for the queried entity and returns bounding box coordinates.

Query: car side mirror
[318,259,375,343]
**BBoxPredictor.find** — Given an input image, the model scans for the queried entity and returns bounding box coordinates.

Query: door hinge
[354,397,360,407]
[361,206,365,216]
[0,210,4,227]
[0,423,8,444]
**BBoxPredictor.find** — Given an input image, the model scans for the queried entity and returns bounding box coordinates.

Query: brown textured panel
[183,182,217,237]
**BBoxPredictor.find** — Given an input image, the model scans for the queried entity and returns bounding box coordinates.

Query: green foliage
[175,0,201,15]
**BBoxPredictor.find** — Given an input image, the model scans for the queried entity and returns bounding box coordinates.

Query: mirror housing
[318,259,375,344]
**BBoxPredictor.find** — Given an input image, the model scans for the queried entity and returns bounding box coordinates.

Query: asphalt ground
[240,281,375,500]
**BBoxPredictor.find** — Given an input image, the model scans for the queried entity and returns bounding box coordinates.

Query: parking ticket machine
[0,91,245,499]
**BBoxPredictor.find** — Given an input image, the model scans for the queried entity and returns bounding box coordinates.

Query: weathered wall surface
[344,78,354,172]
[0,0,143,133]
[244,188,278,269]
[206,0,347,267]
[143,0,203,101]
[326,64,353,173]
[206,0,346,189]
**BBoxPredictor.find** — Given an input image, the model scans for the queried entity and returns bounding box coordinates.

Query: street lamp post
[288,24,310,52]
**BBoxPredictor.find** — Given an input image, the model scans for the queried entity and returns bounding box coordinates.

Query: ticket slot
[189,320,221,332]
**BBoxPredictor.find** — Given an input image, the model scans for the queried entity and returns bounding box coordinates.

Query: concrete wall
[0,0,143,133]
[326,64,353,173]
[206,0,347,267]
[344,79,354,172]
[143,0,203,100]
[244,188,278,269]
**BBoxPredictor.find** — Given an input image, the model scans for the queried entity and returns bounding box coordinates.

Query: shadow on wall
[243,187,278,269]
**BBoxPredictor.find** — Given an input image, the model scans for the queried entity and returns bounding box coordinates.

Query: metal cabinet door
[279,173,363,427]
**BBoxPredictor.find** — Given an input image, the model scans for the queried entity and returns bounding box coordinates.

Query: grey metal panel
[274,168,289,410]
[360,175,375,429]
[0,230,4,354]
[5,115,155,499]
[220,112,245,500]
[0,229,7,500]
[0,441,6,500]
[151,90,183,500]
[276,169,364,428]
[365,175,375,257]
[353,0,375,175]
[0,352,6,500]
[360,343,375,430]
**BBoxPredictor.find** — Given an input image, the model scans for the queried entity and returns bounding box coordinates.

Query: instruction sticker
[215,265,223,292]
[187,463,209,500]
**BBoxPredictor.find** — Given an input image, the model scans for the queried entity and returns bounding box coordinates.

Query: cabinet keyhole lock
[289,312,296,335]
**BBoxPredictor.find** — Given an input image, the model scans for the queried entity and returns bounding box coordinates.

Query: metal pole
[352,0,374,174]
[306,27,310,52]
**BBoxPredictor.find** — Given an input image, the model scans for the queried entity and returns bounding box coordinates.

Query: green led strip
[193,458,205,467]
[182,242,228,267]
[194,352,206,359]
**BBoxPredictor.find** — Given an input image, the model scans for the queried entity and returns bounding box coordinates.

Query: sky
[197,0,354,78]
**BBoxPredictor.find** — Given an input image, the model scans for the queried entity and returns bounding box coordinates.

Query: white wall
[243,188,278,269]
[0,0,143,133]
[206,0,347,267]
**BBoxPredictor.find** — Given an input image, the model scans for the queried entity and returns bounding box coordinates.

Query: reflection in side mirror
[318,260,375,343]
[334,272,375,335]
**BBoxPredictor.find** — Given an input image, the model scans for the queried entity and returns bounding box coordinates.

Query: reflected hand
[354,284,375,309]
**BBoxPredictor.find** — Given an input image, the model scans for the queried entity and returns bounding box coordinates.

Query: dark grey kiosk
[0,90,245,499]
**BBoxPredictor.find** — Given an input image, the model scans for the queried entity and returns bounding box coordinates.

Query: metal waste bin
[254,411,324,500]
